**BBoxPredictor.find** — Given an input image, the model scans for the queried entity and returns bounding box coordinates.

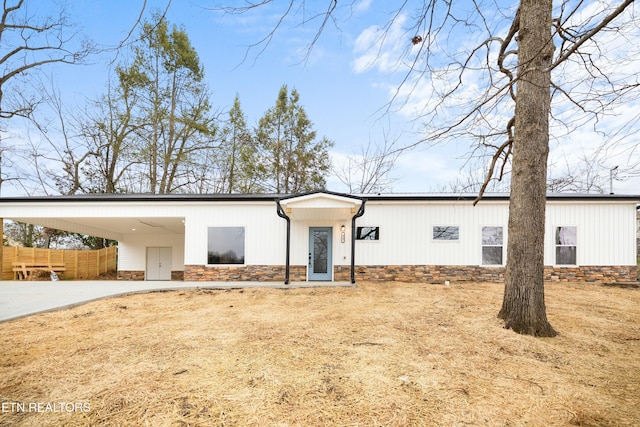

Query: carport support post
[350,201,366,284]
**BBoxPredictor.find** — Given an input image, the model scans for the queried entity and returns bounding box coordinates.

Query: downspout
[276,199,291,284]
[350,200,366,284]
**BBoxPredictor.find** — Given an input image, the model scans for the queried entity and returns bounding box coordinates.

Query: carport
[1,194,187,281]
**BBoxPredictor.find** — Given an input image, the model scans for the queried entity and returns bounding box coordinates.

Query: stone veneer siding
[336,265,637,284]
[120,265,637,283]
[118,270,185,281]
[118,270,145,280]
[543,265,637,283]
[183,265,306,282]
[342,265,505,283]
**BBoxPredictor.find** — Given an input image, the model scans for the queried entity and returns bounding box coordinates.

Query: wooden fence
[2,246,117,281]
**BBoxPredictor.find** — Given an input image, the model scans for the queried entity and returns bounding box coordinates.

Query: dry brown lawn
[1,281,639,426]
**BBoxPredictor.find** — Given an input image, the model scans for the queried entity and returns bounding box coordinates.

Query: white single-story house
[1,191,638,283]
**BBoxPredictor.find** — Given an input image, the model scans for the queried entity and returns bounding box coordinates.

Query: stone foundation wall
[344,265,505,283]
[334,266,351,282]
[544,265,637,283]
[184,265,306,282]
[117,270,145,281]
[117,270,185,281]
[343,265,637,284]
[121,264,637,283]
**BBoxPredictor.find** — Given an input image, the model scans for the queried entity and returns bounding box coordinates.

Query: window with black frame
[433,225,459,241]
[356,226,380,240]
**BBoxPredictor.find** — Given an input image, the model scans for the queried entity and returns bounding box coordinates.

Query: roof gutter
[350,200,366,284]
[276,199,291,284]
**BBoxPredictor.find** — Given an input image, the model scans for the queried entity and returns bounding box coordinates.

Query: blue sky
[5,0,640,195]
[60,0,465,193]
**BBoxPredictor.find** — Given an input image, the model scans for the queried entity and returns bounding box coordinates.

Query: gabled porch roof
[277,191,364,222]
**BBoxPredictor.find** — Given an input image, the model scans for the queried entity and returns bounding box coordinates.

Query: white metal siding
[118,233,184,271]
[545,202,637,266]
[356,200,509,266]
[356,200,637,267]
[183,202,287,266]
[3,196,637,272]
[288,220,351,268]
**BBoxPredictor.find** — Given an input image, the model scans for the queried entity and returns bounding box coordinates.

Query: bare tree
[24,81,90,195]
[434,157,511,194]
[497,0,557,336]
[333,132,401,194]
[217,0,639,336]
[24,75,137,196]
[0,1,177,194]
[0,1,95,119]
[547,154,607,194]
[76,78,143,194]
[0,0,93,195]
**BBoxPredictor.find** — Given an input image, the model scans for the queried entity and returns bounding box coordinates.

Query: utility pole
[609,165,618,195]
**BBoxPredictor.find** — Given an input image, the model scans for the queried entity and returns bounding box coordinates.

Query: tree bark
[498,0,557,337]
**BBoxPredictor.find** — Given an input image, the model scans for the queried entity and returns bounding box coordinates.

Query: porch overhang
[278,192,363,222]
[276,192,366,285]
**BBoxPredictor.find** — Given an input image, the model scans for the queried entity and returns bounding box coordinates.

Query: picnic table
[12,262,67,280]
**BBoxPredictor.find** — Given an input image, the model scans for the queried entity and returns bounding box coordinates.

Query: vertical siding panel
[545,202,636,267]
[357,200,511,267]
[184,203,286,266]
[3,196,636,275]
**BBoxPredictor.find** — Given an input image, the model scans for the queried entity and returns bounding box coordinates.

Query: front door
[146,247,172,280]
[309,227,332,281]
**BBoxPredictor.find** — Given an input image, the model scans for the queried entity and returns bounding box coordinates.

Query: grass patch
[1,281,639,426]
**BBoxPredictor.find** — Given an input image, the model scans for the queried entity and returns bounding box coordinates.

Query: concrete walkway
[0,280,354,323]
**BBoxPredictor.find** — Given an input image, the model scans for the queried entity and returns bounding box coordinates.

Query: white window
[482,226,503,265]
[433,226,459,241]
[555,226,577,265]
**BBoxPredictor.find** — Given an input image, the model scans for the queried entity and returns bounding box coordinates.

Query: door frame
[308,227,333,281]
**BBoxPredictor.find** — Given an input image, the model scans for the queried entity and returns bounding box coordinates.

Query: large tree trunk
[498,0,557,337]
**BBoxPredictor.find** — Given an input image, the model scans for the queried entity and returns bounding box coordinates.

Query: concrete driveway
[0,280,354,323]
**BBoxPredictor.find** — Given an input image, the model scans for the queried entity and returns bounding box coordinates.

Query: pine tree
[120,14,216,194]
[218,94,261,193]
[256,85,333,193]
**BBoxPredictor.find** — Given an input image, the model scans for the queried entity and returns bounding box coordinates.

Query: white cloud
[353,0,373,14]
[351,13,412,74]
[346,1,640,194]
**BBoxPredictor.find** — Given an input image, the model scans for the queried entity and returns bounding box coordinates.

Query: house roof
[1,191,639,203]
[1,191,638,241]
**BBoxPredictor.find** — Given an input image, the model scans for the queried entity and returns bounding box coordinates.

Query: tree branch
[550,0,635,72]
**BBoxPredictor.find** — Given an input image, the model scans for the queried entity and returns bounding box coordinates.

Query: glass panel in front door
[313,230,328,274]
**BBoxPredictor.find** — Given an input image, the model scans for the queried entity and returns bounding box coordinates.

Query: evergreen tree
[218,94,261,193]
[120,14,216,194]
[255,85,332,193]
